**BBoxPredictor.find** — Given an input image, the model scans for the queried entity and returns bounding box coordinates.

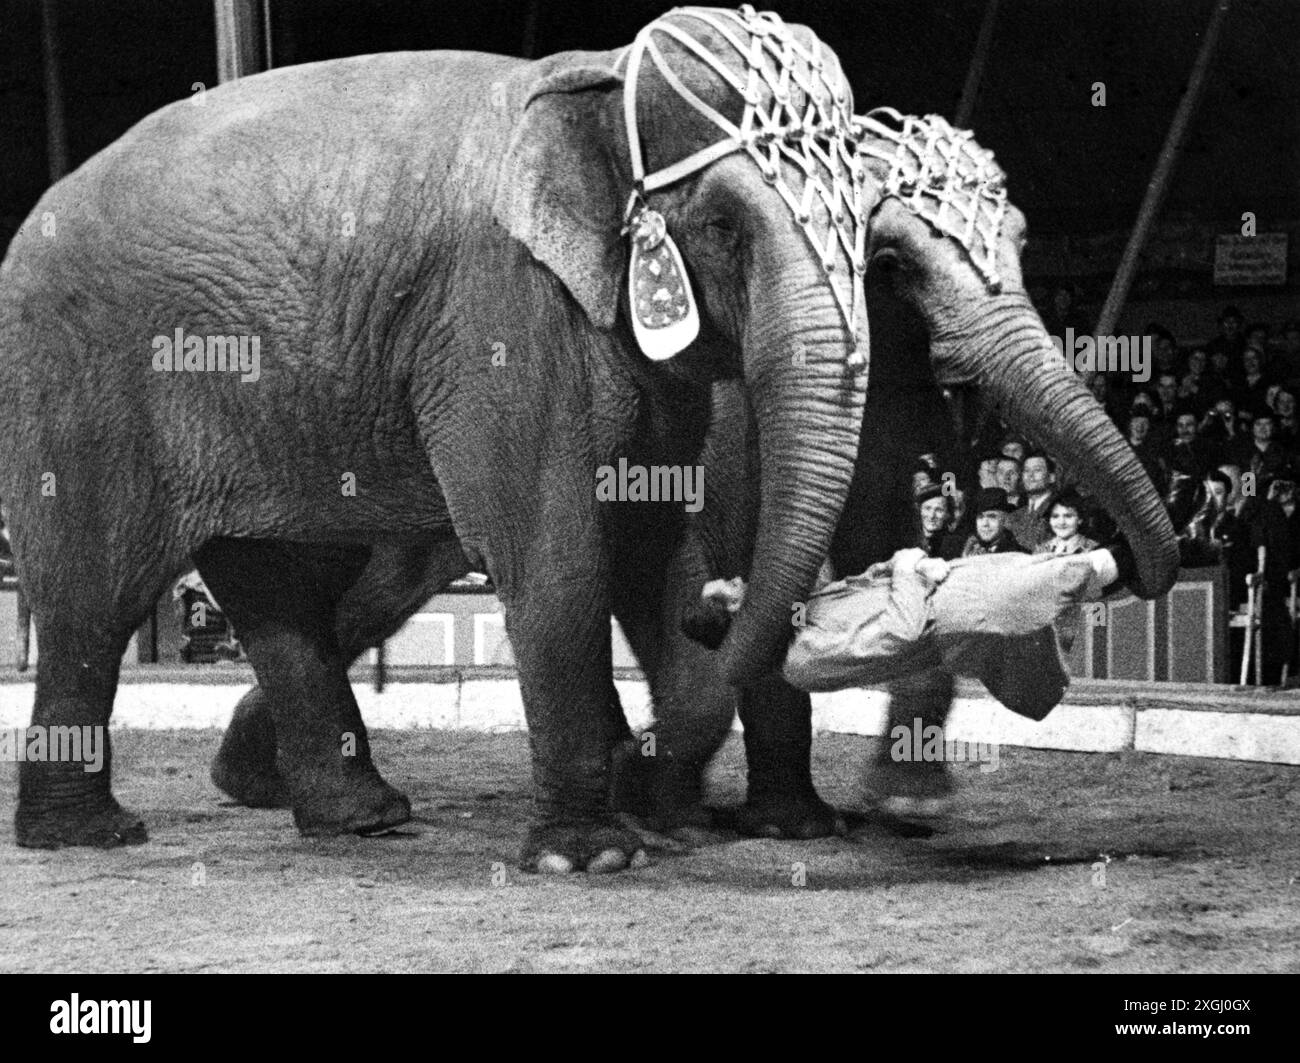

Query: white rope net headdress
[853,107,1010,292]
[619,5,870,365]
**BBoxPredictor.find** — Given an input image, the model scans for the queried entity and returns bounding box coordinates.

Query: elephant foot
[614,811,730,852]
[210,686,289,808]
[520,819,648,875]
[609,736,715,834]
[16,796,148,850]
[863,756,956,820]
[291,774,412,838]
[734,788,845,840]
[210,754,290,809]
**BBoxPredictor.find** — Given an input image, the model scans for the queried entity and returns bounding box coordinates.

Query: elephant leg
[210,533,471,810]
[15,602,164,848]
[733,676,840,838]
[14,526,180,847]
[868,664,957,815]
[506,569,645,874]
[194,537,410,836]
[609,531,735,832]
[611,524,837,840]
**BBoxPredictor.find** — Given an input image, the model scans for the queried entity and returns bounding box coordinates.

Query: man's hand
[701,577,746,614]
[915,558,951,584]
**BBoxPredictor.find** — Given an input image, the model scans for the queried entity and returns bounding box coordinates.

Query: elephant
[207,107,1186,845]
[0,5,1181,873]
[0,8,887,870]
[614,108,1185,833]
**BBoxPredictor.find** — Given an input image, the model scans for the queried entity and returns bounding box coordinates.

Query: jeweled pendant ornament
[626,202,700,360]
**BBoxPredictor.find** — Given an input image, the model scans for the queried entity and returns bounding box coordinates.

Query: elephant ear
[493,57,626,330]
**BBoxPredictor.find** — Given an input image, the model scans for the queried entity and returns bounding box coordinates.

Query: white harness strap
[854,107,1010,292]
[619,6,870,364]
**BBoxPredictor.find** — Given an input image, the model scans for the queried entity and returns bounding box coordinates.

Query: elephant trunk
[955,297,1180,598]
[720,254,867,684]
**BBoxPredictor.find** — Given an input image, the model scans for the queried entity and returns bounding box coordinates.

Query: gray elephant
[212,108,1186,843]
[0,8,886,870]
[617,108,1183,833]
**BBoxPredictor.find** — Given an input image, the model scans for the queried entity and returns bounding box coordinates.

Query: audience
[921,303,1300,685]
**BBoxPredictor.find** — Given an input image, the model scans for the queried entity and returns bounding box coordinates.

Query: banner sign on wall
[1213,232,1289,286]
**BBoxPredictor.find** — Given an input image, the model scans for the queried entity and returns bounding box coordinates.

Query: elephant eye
[871,248,901,275]
[702,217,738,242]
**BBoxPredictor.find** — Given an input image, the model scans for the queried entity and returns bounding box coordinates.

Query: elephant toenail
[586,848,630,874]
[536,853,575,874]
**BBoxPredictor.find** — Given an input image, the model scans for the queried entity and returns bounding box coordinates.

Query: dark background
[1,0,1297,335]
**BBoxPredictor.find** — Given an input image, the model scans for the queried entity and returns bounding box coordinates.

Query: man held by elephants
[695,543,1127,723]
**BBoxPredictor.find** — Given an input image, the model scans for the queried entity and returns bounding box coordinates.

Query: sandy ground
[1,729,1298,973]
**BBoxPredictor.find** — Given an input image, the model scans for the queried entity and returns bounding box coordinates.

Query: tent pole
[1092,0,1232,342]
[214,0,267,83]
[954,0,999,128]
[40,0,69,182]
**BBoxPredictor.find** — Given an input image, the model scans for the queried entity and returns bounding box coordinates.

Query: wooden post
[16,585,31,673]
[214,0,268,83]
[40,0,69,182]
[1092,0,1232,340]
[954,0,999,128]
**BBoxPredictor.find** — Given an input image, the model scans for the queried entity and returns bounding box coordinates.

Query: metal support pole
[39,0,69,182]
[954,0,999,128]
[1093,0,1232,340]
[520,0,541,59]
[214,0,267,83]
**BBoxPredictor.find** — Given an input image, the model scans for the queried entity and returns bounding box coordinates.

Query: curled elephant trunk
[720,254,867,685]
[961,298,1180,599]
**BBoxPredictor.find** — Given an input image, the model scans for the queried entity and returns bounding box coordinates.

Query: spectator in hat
[960,487,1028,557]
[1006,452,1057,550]
[914,481,951,558]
